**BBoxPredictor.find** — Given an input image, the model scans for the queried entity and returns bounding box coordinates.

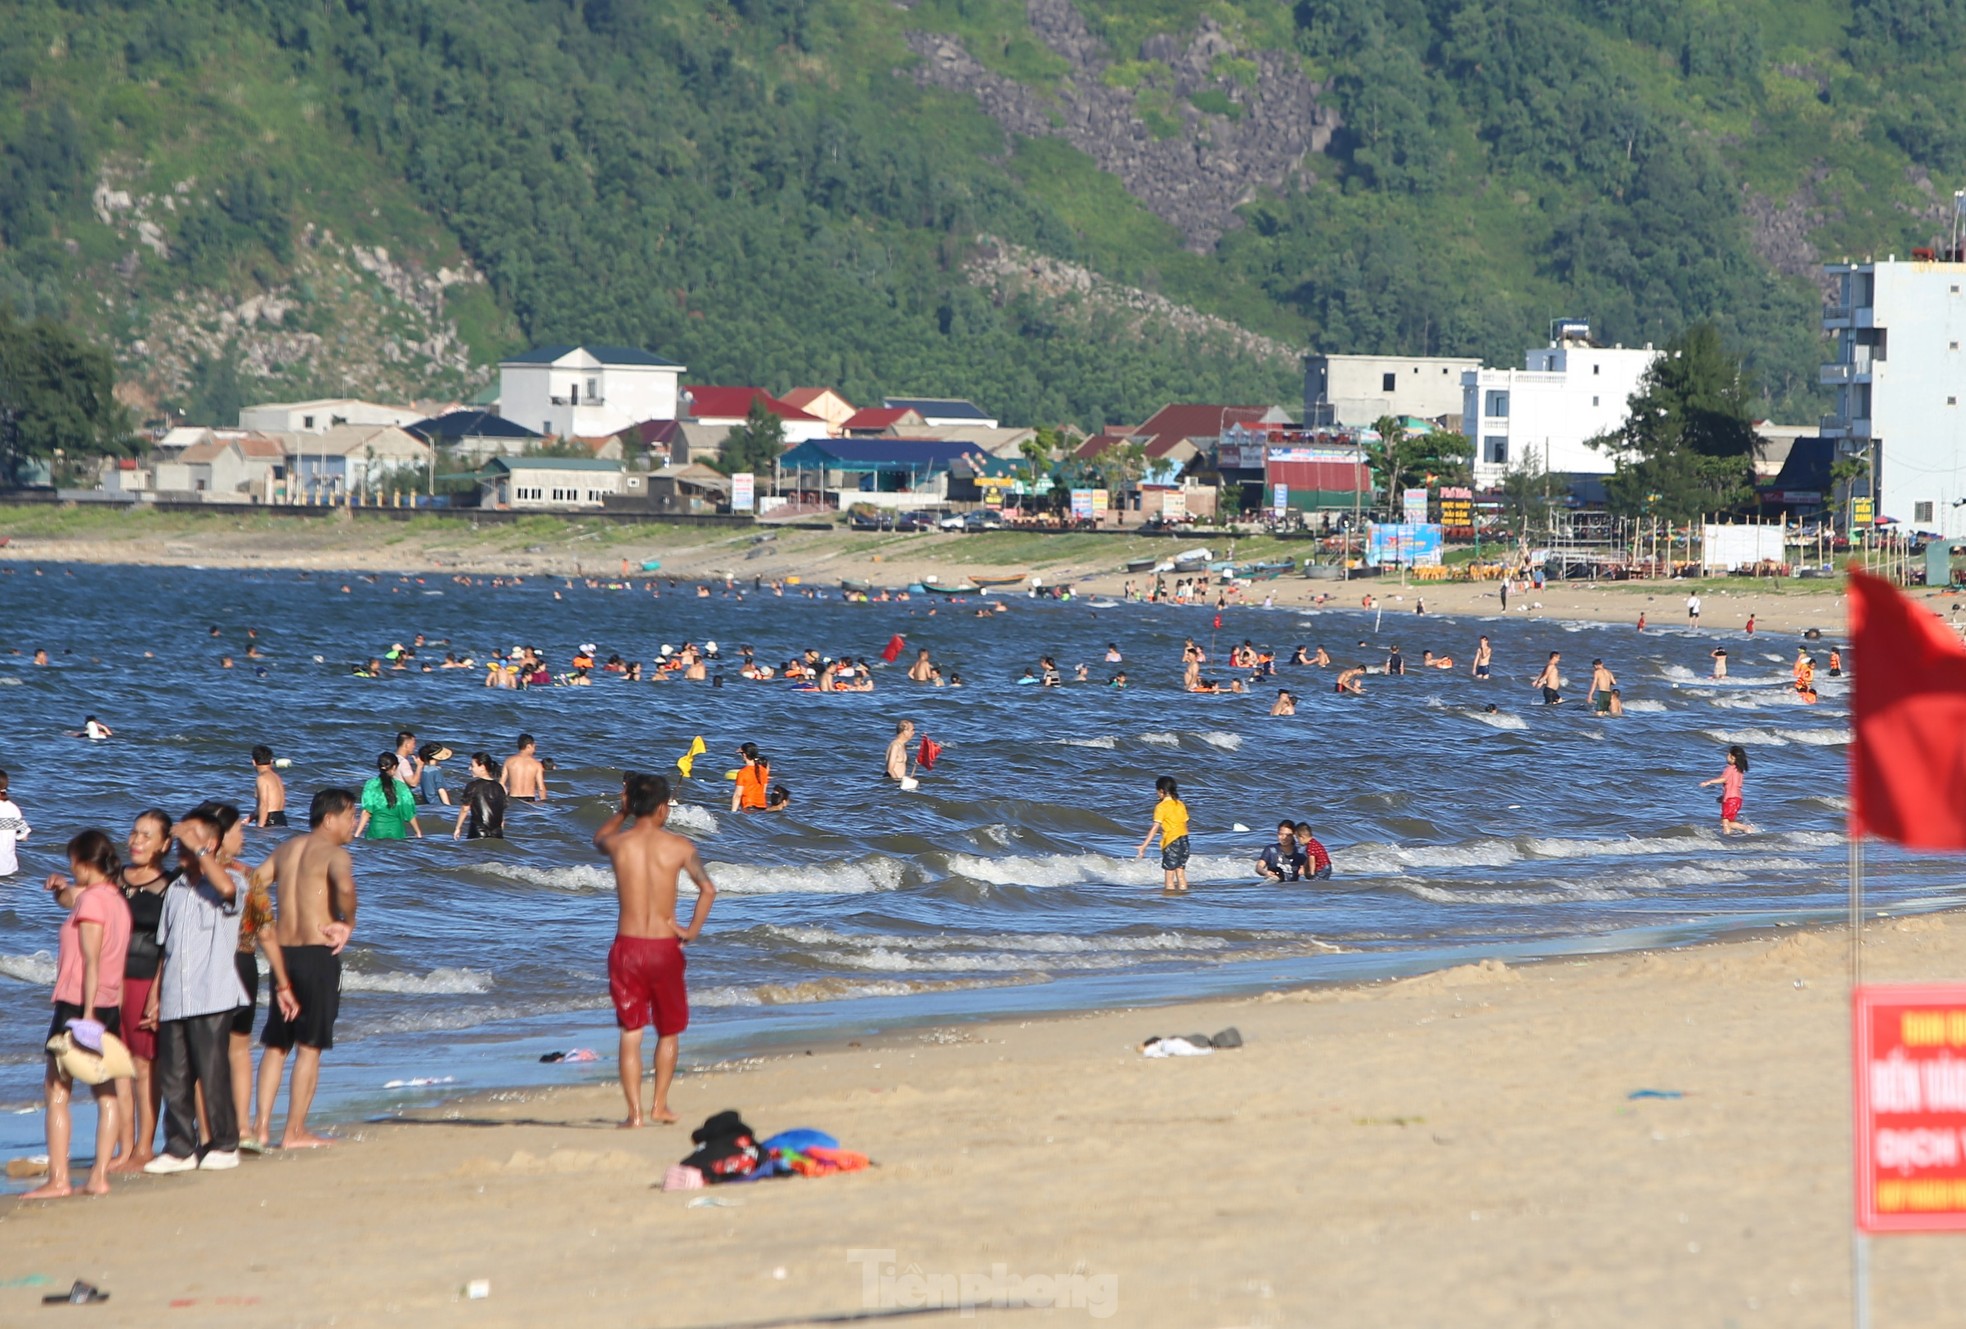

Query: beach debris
[1141,1027,1243,1057]
[465,1280,491,1300]
[382,1076,455,1089]
[538,1049,600,1064]
[1627,1089,1686,1100]
[6,1156,50,1179]
[686,1196,740,1209]
[1142,1029,1240,1057]
[43,1281,109,1305]
[0,1276,51,1289]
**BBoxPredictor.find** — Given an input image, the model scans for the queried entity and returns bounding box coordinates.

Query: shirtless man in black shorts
[249,788,357,1149]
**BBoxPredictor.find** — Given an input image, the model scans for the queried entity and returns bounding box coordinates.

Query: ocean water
[0,563,1944,1160]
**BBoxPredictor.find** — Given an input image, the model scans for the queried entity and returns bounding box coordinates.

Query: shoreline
[7,913,1962,1326]
[0,504,1895,636]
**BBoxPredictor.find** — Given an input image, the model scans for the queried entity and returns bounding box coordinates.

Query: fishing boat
[1122,556,1159,574]
[969,573,1028,588]
[839,578,873,594]
[639,558,662,572]
[1233,559,1296,582]
[917,581,979,596]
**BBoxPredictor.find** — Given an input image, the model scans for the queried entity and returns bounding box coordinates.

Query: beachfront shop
[774,438,987,509]
[1264,445,1375,512]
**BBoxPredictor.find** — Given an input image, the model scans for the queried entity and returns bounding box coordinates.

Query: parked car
[847,510,897,531]
[896,510,941,531]
[937,512,968,531]
[963,510,1005,532]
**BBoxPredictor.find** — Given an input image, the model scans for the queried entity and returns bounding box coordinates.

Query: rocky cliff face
[905,0,1336,251]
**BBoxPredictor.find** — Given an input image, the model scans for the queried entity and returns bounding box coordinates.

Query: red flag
[915,736,942,771]
[880,633,905,664]
[1849,567,1966,848]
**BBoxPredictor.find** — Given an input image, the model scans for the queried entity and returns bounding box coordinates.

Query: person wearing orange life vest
[731,744,770,812]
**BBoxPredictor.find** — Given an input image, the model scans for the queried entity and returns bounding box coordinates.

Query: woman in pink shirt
[1700,745,1755,836]
[27,830,133,1199]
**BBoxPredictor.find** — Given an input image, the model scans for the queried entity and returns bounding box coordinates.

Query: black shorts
[1474,665,1490,678]
[48,1000,122,1044]
[262,810,288,827]
[261,945,340,1051]
[231,952,260,1036]
[1541,686,1561,705]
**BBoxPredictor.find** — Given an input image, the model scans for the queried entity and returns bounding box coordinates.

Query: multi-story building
[1821,256,1966,535]
[1302,353,1479,428]
[498,345,685,440]
[1461,326,1657,488]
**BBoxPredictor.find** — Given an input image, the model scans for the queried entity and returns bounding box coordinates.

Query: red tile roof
[841,407,921,432]
[1074,431,1138,460]
[682,387,821,423]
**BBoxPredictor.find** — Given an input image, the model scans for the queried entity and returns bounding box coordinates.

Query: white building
[1822,257,1966,536]
[498,345,684,441]
[479,456,624,510]
[1303,353,1480,427]
[1463,331,1658,487]
[239,398,420,434]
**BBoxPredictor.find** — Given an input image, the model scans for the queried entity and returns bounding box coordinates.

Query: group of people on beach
[15,784,357,1198]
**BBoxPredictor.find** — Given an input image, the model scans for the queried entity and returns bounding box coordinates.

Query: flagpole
[1849,832,1867,1329]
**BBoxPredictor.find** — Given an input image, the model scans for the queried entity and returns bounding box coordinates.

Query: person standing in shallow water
[1701,745,1755,835]
[1135,775,1192,894]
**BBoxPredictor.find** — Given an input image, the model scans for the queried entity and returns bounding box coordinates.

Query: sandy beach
[0,503,1914,636]
[4,915,1960,1327]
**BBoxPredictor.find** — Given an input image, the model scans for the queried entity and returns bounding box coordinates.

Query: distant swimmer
[766,785,792,812]
[502,734,549,802]
[454,754,507,840]
[1636,611,1647,632]
[1294,822,1333,880]
[731,743,770,812]
[1270,689,1297,716]
[1421,651,1454,670]
[1532,651,1563,705]
[884,720,915,783]
[593,772,716,1128]
[1254,821,1304,881]
[1385,645,1405,676]
[907,649,934,683]
[252,745,287,827]
[1312,646,1331,668]
[1471,636,1492,680]
[1711,647,1729,680]
[1135,775,1191,895]
[1334,666,1366,695]
[81,715,113,740]
[1828,647,1843,677]
[1700,744,1755,835]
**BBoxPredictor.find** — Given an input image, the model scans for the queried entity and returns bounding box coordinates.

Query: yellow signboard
[1854,498,1874,527]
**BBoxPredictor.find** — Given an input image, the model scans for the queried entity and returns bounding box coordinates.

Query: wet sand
[5,914,1961,1328]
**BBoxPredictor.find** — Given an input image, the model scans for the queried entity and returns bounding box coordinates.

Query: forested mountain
[1,0,1960,429]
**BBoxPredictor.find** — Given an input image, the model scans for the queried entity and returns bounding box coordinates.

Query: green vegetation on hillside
[1,0,1961,429]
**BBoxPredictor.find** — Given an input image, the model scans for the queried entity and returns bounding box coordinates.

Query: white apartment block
[1822,257,1966,536]
[498,345,684,440]
[1303,353,1479,427]
[1463,330,1657,488]
[238,398,419,434]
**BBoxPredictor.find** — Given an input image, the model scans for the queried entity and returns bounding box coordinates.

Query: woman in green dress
[356,752,422,840]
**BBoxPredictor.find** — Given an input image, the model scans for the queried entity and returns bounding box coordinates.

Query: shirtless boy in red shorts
[594,773,717,1126]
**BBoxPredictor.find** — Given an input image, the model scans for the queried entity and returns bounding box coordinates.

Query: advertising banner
[1402,487,1430,525]
[1070,489,1095,520]
[1366,523,1444,568]
[731,472,755,512]
[1853,985,1966,1232]
[1272,483,1289,514]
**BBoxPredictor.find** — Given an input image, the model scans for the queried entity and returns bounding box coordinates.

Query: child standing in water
[1135,776,1192,894]
[1700,745,1754,835]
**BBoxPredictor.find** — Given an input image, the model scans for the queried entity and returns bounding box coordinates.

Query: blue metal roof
[778,438,987,471]
[883,397,991,420]
[407,410,542,442]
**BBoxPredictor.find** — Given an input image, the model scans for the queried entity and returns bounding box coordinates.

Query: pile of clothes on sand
[663,1111,871,1190]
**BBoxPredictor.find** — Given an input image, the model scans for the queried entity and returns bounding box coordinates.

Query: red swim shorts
[1721,796,1743,822]
[608,936,688,1036]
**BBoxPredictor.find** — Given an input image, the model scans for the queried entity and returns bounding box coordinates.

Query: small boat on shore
[917,581,979,596]
[969,573,1028,588]
[1122,556,1158,574]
